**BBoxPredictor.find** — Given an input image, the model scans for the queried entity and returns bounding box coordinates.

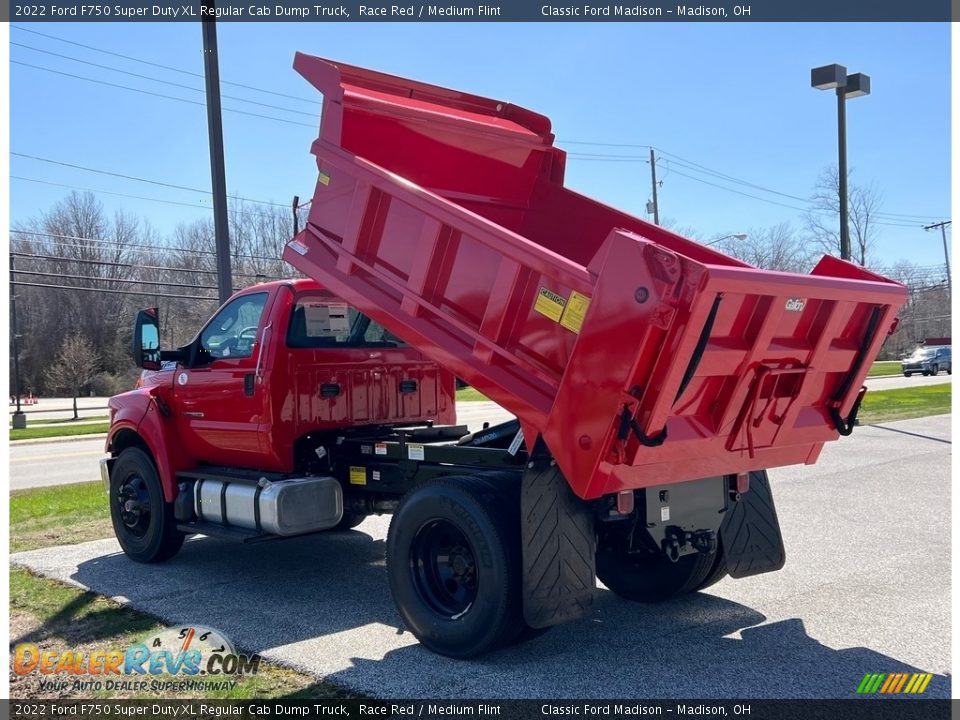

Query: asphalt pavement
[8,402,513,491]
[10,414,951,699]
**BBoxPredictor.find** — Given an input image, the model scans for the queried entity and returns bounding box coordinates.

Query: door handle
[244,374,255,397]
[319,383,341,398]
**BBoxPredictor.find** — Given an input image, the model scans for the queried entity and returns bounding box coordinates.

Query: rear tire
[386,476,524,658]
[110,448,184,563]
[331,511,366,531]
[597,544,721,602]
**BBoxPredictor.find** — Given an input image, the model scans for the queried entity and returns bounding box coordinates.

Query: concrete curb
[10,433,108,447]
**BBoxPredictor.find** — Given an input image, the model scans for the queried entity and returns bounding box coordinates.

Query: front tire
[597,544,722,602]
[109,447,184,563]
[932,364,940,376]
[904,372,912,377]
[386,476,524,658]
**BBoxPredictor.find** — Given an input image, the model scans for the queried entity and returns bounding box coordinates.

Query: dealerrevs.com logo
[12,625,261,694]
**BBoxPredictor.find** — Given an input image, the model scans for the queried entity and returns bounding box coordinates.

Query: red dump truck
[105,54,907,658]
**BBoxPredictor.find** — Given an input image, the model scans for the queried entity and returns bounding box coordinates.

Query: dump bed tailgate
[285,53,908,500]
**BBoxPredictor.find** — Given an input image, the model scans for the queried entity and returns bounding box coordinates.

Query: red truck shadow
[60,530,949,700]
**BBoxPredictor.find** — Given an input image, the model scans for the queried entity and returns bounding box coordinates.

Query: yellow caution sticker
[318,171,331,186]
[349,466,366,485]
[534,287,566,322]
[560,291,592,334]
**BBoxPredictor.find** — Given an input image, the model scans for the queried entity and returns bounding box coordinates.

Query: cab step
[176,521,280,544]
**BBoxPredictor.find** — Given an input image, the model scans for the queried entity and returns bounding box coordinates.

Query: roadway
[8,375,949,491]
[8,402,514,492]
[11,414,951,698]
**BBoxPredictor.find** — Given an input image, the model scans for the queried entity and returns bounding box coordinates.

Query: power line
[11,229,288,264]
[12,152,290,208]
[566,144,946,224]
[11,24,318,105]
[12,60,317,129]
[11,41,316,119]
[12,175,290,220]
[14,268,219,290]
[11,280,218,301]
[11,251,284,280]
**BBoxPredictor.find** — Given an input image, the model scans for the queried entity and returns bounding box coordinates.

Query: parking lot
[11,414,950,699]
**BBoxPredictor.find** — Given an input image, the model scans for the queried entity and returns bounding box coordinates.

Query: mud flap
[521,439,596,629]
[720,470,786,578]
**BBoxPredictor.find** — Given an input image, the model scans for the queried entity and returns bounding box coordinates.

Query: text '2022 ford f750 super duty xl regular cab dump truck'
[104,53,908,658]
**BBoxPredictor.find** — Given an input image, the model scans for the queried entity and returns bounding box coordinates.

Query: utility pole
[292,195,300,236]
[923,220,952,292]
[10,255,26,429]
[648,148,660,225]
[202,1,233,305]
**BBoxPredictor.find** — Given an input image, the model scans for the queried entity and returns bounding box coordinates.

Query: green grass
[10,481,112,553]
[9,568,351,700]
[859,383,951,424]
[455,386,489,402]
[867,360,901,378]
[10,422,110,442]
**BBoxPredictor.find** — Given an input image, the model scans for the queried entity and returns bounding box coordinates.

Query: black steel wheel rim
[409,519,478,618]
[117,474,152,538]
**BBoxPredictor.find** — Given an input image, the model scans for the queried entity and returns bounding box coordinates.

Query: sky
[8,21,953,272]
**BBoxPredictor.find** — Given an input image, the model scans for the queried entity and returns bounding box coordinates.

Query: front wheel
[904,372,912,377]
[932,365,940,375]
[109,447,184,563]
[597,544,723,602]
[386,476,524,658]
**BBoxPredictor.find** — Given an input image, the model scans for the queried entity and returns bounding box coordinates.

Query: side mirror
[133,308,162,370]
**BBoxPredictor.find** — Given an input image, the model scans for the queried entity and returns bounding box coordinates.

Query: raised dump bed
[284,53,908,500]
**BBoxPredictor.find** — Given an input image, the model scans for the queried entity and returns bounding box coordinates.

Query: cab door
[171,290,273,468]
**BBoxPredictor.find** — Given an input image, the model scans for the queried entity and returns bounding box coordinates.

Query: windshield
[909,349,936,359]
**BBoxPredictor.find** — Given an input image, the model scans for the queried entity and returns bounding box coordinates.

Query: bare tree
[805,165,882,266]
[45,334,102,419]
[874,259,951,359]
[712,223,817,273]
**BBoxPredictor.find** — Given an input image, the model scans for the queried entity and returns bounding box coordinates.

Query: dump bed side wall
[288,53,908,501]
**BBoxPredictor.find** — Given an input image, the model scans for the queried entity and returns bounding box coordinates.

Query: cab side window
[287,293,406,348]
[201,292,269,359]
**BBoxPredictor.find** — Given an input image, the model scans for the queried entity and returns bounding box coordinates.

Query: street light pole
[836,86,850,262]
[812,64,871,263]
[704,233,748,248]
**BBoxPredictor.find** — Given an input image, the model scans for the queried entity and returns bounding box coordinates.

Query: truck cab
[107,278,456,508]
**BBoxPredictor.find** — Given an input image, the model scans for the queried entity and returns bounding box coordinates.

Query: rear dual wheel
[596,543,726,602]
[386,475,526,658]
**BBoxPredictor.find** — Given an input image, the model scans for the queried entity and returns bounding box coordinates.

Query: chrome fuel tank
[194,476,343,536]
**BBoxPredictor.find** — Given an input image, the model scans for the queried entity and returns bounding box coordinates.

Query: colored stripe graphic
[857,672,932,694]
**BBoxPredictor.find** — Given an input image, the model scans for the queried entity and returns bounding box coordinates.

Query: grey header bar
[2,0,955,22]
